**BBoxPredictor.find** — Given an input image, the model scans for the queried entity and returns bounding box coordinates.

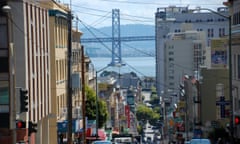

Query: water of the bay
[90,57,155,77]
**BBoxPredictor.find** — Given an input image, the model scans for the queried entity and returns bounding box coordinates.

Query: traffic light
[28,121,37,136]
[16,120,26,129]
[20,89,28,113]
[235,116,240,125]
[179,83,185,97]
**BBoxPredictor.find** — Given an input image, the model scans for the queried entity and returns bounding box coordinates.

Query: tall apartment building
[164,29,206,94]
[0,0,52,143]
[155,6,229,97]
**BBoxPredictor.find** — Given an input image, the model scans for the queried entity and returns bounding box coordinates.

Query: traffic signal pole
[67,10,73,144]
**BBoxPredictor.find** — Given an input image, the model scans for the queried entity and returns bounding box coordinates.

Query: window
[211,29,214,37]
[169,82,174,86]
[219,28,225,37]
[0,24,7,48]
[0,57,9,73]
[169,76,174,79]
[169,63,174,68]
[169,57,174,61]
[0,81,9,105]
[207,29,214,37]
[169,51,174,55]
[207,29,210,37]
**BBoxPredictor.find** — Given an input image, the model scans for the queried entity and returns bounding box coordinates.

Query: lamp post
[2,4,17,144]
[195,7,233,139]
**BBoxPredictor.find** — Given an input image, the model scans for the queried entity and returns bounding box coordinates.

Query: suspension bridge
[81,9,155,66]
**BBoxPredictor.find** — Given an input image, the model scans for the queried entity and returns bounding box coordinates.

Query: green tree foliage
[136,104,160,125]
[85,86,96,120]
[85,86,108,128]
[153,106,160,113]
[149,94,159,106]
[98,100,108,128]
[208,127,230,143]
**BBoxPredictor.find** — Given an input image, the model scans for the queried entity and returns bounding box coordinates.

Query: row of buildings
[154,0,240,141]
[1,0,240,143]
[0,0,96,143]
[0,0,156,143]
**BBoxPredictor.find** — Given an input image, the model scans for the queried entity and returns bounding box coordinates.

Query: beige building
[0,0,91,143]
[0,0,53,143]
[41,0,93,143]
[40,1,71,143]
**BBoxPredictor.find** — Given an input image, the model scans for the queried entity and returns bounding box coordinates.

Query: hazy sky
[67,0,227,28]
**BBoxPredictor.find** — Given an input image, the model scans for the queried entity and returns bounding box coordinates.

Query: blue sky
[65,0,227,28]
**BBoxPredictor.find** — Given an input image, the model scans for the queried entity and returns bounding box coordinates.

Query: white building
[164,29,206,93]
[155,6,229,97]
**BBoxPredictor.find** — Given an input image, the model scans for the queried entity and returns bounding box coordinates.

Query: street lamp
[2,4,17,144]
[195,7,233,139]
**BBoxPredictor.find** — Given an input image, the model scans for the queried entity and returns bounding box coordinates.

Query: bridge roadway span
[81,36,155,43]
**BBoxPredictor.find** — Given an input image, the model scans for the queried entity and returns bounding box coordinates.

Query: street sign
[216,96,230,118]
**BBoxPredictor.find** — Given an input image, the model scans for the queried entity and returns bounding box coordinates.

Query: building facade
[0,0,52,143]
[164,30,206,94]
[40,1,71,143]
[200,68,229,133]
[0,0,90,143]
[230,0,240,139]
[155,6,229,97]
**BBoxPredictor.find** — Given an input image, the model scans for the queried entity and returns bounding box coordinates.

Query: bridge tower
[109,9,125,66]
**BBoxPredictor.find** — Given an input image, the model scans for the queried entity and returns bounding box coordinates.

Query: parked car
[92,140,112,144]
[190,138,211,144]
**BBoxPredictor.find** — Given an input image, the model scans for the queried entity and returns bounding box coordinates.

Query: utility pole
[184,79,190,141]
[81,46,86,144]
[67,10,73,144]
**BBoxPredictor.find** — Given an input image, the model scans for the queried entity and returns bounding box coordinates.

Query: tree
[85,86,108,128]
[85,86,96,119]
[98,100,108,128]
[136,104,160,125]
[149,94,159,106]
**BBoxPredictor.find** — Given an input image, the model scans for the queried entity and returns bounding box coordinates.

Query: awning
[97,129,106,140]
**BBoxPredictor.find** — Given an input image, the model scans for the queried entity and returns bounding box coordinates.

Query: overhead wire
[80,23,156,57]
[90,11,112,27]
[76,8,229,77]
[59,1,233,93]
[71,2,155,25]
[98,0,225,7]
[13,0,229,91]
[78,19,206,92]
[77,21,231,93]
[78,19,172,89]
[80,21,198,71]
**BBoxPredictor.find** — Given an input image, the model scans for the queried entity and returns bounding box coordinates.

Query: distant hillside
[81,24,155,57]
[81,24,154,38]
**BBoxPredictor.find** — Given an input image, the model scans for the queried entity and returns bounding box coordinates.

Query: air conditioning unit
[60,107,67,120]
